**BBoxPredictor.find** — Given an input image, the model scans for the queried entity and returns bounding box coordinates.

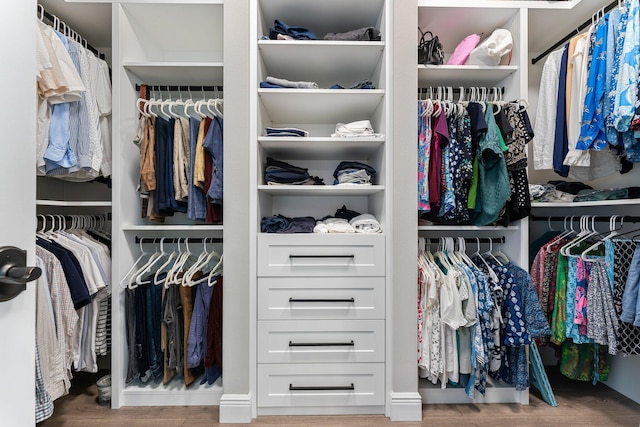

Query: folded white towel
[349,213,382,233]
[266,76,319,89]
[313,218,355,233]
[331,120,383,138]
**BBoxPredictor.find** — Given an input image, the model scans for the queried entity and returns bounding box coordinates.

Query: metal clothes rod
[422,236,505,244]
[135,84,224,92]
[530,215,640,223]
[39,6,105,60]
[418,87,504,94]
[531,0,619,65]
[135,237,223,244]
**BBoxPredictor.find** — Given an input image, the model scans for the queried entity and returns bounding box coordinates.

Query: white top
[532,48,563,170]
[564,32,591,167]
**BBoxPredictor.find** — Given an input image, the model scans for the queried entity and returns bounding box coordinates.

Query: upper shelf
[258,0,385,40]
[418,65,518,87]
[418,0,582,9]
[123,62,224,86]
[531,199,640,208]
[258,185,385,197]
[258,137,384,160]
[259,41,384,88]
[119,3,223,63]
[258,89,385,124]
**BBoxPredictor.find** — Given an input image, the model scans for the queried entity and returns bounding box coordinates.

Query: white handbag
[465,29,513,66]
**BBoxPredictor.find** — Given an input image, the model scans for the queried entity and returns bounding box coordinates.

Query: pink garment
[447,34,481,65]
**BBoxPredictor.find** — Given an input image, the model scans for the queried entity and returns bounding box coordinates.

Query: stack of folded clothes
[261,215,316,233]
[331,120,383,138]
[260,76,319,89]
[313,217,355,233]
[268,19,317,40]
[329,79,375,89]
[264,127,309,137]
[265,157,324,185]
[333,161,376,185]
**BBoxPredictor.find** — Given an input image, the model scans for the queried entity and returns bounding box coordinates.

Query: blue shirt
[187,118,208,220]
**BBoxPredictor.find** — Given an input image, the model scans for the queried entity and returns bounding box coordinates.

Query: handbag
[418,28,444,65]
[465,29,513,66]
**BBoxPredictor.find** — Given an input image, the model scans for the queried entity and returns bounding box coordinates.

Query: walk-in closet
[1,1,639,426]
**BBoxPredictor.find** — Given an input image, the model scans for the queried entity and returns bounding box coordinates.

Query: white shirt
[533,49,564,170]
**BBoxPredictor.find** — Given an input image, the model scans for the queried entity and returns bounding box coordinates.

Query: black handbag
[418,28,444,65]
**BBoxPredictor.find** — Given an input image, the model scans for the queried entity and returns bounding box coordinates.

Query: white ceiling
[39,0,112,48]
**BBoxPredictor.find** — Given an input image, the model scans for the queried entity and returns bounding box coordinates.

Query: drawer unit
[257,363,385,407]
[258,276,385,320]
[258,320,385,363]
[257,234,385,277]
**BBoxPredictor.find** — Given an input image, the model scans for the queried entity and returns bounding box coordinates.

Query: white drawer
[258,320,385,363]
[257,363,385,407]
[257,234,385,277]
[258,277,385,320]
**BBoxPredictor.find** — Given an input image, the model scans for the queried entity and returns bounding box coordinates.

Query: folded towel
[266,76,319,89]
[314,217,355,233]
[349,213,382,233]
[331,120,383,138]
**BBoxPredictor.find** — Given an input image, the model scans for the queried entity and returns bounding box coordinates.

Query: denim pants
[621,244,640,326]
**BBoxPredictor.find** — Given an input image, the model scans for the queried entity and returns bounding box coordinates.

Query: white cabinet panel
[257,234,385,277]
[258,320,385,363]
[258,276,385,320]
[257,363,385,407]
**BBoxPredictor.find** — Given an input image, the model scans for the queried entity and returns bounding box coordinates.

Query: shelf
[418,65,518,87]
[120,379,223,407]
[36,200,112,207]
[258,137,384,159]
[418,0,580,9]
[418,225,519,231]
[258,185,385,196]
[258,0,385,40]
[258,89,385,124]
[259,41,384,88]
[122,225,224,231]
[418,6,521,55]
[124,62,224,86]
[531,199,640,208]
[419,378,526,404]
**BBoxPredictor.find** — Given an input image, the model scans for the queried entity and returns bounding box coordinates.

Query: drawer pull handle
[289,254,355,259]
[289,297,355,303]
[289,383,355,391]
[289,340,355,347]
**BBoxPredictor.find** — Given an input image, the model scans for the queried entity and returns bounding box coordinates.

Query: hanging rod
[38,5,105,61]
[530,215,640,223]
[418,87,504,94]
[135,237,223,244]
[422,236,505,244]
[135,84,224,92]
[531,0,618,65]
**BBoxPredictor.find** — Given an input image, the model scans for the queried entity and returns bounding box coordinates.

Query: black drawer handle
[289,383,355,391]
[289,297,355,303]
[289,340,355,347]
[289,254,355,259]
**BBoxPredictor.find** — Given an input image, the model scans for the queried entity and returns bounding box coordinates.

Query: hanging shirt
[613,0,640,133]
[533,49,564,170]
[553,44,570,177]
[418,101,432,212]
[429,106,447,212]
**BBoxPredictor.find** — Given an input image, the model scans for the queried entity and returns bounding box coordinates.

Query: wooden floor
[40,368,640,427]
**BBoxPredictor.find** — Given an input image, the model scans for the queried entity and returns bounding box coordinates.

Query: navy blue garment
[134,285,151,383]
[553,44,570,177]
[335,205,361,221]
[188,118,208,220]
[260,81,286,89]
[265,157,310,183]
[261,214,291,233]
[154,117,171,215]
[332,161,376,183]
[125,287,138,384]
[269,19,317,40]
[36,237,91,310]
[145,278,164,380]
[329,79,375,89]
[204,116,223,204]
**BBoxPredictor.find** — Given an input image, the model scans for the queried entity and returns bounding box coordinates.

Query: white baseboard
[389,392,422,421]
[219,393,253,423]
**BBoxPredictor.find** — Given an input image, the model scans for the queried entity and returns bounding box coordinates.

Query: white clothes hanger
[135,238,170,285]
[581,215,623,261]
[120,238,150,289]
[472,237,499,283]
